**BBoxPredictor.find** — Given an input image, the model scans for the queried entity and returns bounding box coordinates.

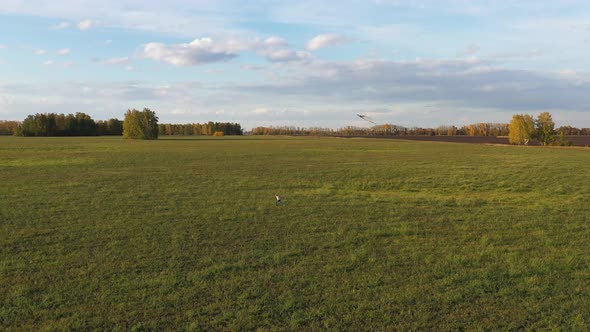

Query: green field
[2,136,590,330]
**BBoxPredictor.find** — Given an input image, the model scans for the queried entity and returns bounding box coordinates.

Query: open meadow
[2,136,590,330]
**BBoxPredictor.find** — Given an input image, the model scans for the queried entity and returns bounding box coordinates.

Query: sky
[1,0,590,129]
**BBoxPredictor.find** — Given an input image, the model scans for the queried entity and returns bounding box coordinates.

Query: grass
[2,135,590,330]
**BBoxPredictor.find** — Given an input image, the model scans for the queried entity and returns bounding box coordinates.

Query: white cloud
[57,48,71,55]
[144,38,240,66]
[64,61,76,68]
[306,34,351,50]
[143,36,313,66]
[264,49,312,63]
[54,21,70,29]
[256,37,313,63]
[253,107,270,114]
[35,49,47,55]
[42,60,54,66]
[78,19,93,30]
[0,44,6,49]
[262,36,288,48]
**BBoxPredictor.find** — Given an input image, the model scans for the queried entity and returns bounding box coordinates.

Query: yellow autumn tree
[508,114,535,145]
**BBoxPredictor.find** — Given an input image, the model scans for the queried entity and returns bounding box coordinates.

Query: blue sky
[1,0,590,128]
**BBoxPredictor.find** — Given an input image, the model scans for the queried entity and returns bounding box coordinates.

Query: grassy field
[2,136,590,330]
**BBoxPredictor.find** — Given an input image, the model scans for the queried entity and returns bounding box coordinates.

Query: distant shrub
[213,131,225,137]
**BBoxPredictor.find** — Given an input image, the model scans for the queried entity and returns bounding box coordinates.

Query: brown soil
[336,135,590,147]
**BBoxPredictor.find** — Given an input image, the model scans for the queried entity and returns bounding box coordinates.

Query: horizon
[1,1,590,129]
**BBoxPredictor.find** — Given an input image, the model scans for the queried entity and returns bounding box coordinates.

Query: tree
[535,112,555,146]
[508,114,535,145]
[123,108,159,140]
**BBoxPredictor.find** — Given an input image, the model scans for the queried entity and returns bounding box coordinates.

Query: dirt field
[339,135,590,146]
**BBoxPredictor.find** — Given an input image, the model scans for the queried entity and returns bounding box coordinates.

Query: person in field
[275,194,283,206]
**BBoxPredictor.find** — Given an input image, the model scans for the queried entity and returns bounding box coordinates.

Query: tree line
[11,113,123,136]
[158,122,243,136]
[251,123,511,137]
[2,110,243,138]
[2,110,589,144]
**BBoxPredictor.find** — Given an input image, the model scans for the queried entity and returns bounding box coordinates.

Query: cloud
[144,38,240,66]
[306,34,351,50]
[78,19,93,30]
[100,57,134,71]
[35,49,47,55]
[54,21,70,29]
[256,37,313,63]
[144,36,313,66]
[42,60,54,66]
[259,36,312,63]
[57,48,71,55]
[0,44,6,49]
[103,57,130,65]
[253,107,270,114]
[263,49,312,63]
[237,58,590,114]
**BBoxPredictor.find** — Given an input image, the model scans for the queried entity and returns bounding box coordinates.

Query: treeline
[0,121,20,135]
[11,113,123,136]
[251,123,511,137]
[158,122,243,136]
[555,126,590,136]
[3,112,243,137]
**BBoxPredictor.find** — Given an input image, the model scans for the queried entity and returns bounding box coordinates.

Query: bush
[213,131,225,137]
